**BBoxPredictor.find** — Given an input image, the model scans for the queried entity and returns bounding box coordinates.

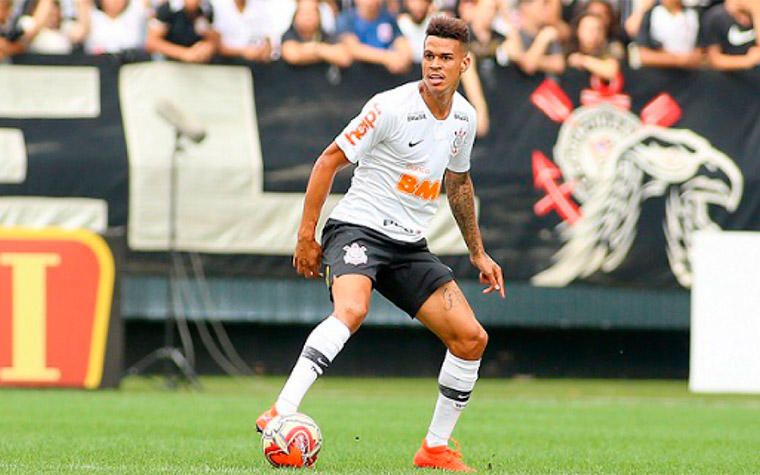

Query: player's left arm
[445,169,505,298]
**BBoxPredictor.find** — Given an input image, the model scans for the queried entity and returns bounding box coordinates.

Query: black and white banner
[1,54,758,288]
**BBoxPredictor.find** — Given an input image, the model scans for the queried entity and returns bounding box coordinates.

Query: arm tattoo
[445,170,484,257]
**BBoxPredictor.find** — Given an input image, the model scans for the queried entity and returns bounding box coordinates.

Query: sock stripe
[438,384,472,403]
[301,346,331,372]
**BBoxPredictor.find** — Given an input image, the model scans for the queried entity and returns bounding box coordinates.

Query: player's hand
[293,238,323,279]
[471,252,505,298]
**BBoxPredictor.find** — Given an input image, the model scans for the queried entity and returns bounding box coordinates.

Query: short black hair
[425,15,470,49]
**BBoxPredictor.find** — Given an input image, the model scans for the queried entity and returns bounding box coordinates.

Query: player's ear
[460,51,471,74]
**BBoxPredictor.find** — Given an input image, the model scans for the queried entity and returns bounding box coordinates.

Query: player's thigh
[331,274,373,333]
[415,280,487,360]
[321,220,390,332]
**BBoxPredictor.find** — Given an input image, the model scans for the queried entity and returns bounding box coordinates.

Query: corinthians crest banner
[528,76,743,288]
[0,57,758,289]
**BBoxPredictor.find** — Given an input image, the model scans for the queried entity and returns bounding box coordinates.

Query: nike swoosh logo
[728,25,756,46]
[455,394,469,400]
[409,139,424,147]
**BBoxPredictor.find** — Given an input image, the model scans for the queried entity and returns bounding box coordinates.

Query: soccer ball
[261,412,323,468]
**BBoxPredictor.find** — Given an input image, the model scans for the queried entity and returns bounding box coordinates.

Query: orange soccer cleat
[413,438,476,473]
[255,405,278,433]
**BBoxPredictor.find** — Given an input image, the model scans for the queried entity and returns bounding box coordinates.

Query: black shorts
[321,219,454,318]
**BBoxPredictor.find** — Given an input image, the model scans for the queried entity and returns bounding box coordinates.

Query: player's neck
[419,82,455,120]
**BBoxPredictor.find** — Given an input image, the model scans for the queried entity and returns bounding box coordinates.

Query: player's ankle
[274,399,296,415]
[424,436,448,449]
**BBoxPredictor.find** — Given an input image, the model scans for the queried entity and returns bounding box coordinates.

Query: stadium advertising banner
[0,228,116,388]
[0,55,758,289]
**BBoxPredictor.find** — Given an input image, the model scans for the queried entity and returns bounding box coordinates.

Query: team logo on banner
[0,228,114,388]
[529,76,744,287]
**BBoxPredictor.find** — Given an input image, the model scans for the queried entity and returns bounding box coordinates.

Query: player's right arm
[294,142,352,279]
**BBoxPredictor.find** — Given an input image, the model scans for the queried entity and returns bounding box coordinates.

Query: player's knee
[335,302,369,333]
[449,327,488,360]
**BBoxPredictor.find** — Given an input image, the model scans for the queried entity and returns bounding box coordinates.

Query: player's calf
[256,315,352,433]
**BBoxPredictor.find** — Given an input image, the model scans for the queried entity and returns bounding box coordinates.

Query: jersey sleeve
[447,108,477,173]
[334,96,394,163]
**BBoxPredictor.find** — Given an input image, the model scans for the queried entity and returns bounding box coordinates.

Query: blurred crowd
[1,0,758,70]
[0,0,758,134]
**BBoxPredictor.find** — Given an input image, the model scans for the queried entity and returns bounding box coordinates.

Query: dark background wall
[125,321,689,379]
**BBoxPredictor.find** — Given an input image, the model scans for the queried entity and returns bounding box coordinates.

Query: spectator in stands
[397,0,435,62]
[145,0,219,63]
[498,0,566,75]
[624,0,655,39]
[450,0,503,59]
[702,0,760,70]
[567,11,620,79]
[336,0,413,74]
[18,0,89,54]
[212,0,272,62]
[631,0,703,69]
[280,0,351,67]
[577,0,625,57]
[0,0,29,60]
[469,0,509,56]
[272,0,338,38]
[476,0,570,44]
[84,0,148,54]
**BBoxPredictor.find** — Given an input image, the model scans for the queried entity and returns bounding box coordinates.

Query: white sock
[275,315,351,415]
[425,350,480,448]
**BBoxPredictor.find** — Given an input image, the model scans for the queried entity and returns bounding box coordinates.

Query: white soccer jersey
[331,81,477,242]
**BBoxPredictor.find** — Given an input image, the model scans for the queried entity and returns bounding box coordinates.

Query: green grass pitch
[1,377,759,474]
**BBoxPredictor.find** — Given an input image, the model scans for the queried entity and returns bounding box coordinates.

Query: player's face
[421,36,470,95]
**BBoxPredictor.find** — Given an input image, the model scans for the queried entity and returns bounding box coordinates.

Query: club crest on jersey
[344,103,382,146]
[343,243,368,265]
[451,128,467,155]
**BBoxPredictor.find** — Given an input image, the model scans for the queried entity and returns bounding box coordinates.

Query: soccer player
[256,15,504,473]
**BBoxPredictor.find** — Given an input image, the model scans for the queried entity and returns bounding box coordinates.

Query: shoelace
[444,438,464,460]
